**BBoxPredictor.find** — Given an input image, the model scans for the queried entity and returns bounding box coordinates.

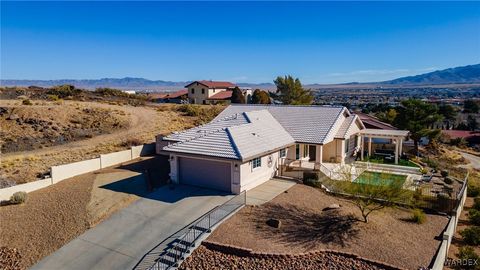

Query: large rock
[7,114,19,120]
[266,218,281,228]
[323,203,341,211]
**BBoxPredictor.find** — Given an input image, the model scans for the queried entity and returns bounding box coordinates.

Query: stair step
[190,225,209,232]
[156,257,176,266]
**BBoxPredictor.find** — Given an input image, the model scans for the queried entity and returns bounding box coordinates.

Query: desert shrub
[421,158,439,170]
[179,104,224,124]
[121,137,143,147]
[22,99,32,105]
[410,208,426,224]
[420,167,429,174]
[473,198,480,211]
[47,94,59,101]
[461,227,480,245]
[444,177,454,185]
[468,184,480,197]
[441,170,449,177]
[457,246,480,270]
[47,84,81,98]
[470,209,480,226]
[10,191,27,204]
[451,137,468,147]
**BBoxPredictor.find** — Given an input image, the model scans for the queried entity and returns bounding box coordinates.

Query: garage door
[178,157,231,192]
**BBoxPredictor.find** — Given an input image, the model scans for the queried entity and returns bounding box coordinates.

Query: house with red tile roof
[185,80,237,104]
[150,89,188,103]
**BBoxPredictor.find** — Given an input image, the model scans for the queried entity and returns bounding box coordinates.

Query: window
[295,144,300,159]
[202,88,205,94]
[280,148,286,158]
[252,157,261,169]
[303,145,309,158]
[191,89,195,94]
[345,139,350,153]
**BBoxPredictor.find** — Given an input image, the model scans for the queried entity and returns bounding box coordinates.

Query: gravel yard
[0,156,166,269]
[180,245,398,270]
[206,184,449,269]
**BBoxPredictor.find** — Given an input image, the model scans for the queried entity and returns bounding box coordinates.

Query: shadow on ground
[255,203,359,248]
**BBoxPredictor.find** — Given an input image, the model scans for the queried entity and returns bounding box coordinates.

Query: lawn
[354,171,407,187]
[204,184,448,270]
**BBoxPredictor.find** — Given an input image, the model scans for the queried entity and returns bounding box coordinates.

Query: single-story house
[151,89,188,103]
[442,130,480,145]
[157,105,409,194]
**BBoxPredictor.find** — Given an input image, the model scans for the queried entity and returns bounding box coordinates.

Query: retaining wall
[51,158,101,183]
[431,173,469,270]
[0,178,52,201]
[0,143,156,202]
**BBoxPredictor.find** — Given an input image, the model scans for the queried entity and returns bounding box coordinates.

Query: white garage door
[178,157,232,192]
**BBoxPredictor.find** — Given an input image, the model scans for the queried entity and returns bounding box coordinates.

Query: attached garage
[178,157,232,192]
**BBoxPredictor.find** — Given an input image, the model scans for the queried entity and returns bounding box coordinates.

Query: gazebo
[359,129,410,164]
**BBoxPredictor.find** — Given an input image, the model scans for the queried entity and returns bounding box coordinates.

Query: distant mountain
[0,77,189,91]
[382,64,480,85]
[2,64,479,90]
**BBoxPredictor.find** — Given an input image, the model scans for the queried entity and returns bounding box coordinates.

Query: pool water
[354,171,407,187]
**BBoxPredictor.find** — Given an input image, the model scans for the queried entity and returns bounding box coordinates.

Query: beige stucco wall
[239,150,281,193]
[187,82,228,104]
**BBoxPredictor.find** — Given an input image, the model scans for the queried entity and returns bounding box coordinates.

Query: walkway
[246,178,296,205]
[31,185,233,270]
[458,151,480,170]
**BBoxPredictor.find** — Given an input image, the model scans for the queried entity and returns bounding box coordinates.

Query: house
[185,80,236,104]
[157,105,409,194]
[442,130,480,145]
[151,89,188,103]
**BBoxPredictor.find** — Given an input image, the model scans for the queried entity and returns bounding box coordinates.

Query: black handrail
[149,191,246,270]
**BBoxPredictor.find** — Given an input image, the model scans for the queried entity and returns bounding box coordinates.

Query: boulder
[7,114,19,120]
[323,203,341,211]
[266,218,281,228]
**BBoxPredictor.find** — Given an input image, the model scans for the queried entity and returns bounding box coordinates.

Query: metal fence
[148,191,246,270]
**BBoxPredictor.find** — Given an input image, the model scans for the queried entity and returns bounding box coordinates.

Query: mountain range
[1,64,479,91]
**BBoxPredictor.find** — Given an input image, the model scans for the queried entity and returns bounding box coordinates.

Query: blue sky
[1,1,480,84]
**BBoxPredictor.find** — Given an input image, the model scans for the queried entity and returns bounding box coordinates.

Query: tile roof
[228,110,295,160]
[167,89,188,99]
[354,112,397,130]
[213,105,348,144]
[163,110,294,161]
[207,91,232,100]
[335,115,357,139]
[163,113,249,142]
[185,80,236,88]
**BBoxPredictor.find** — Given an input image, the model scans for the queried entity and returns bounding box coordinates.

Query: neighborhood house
[185,80,252,104]
[157,105,409,194]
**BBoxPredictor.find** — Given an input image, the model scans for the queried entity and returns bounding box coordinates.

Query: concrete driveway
[458,151,480,170]
[32,185,233,270]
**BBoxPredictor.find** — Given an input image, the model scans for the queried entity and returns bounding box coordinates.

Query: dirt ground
[0,156,165,269]
[0,100,196,185]
[446,196,480,268]
[207,184,449,270]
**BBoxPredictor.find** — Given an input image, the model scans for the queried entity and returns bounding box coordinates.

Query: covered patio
[359,129,409,165]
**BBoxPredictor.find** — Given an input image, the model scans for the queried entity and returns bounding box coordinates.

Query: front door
[308,145,316,161]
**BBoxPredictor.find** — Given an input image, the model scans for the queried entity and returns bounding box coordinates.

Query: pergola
[359,129,410,164]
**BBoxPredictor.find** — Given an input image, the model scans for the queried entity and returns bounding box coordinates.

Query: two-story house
[185,80,236,104]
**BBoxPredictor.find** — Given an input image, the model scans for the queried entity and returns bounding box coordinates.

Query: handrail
[148,191,246,270]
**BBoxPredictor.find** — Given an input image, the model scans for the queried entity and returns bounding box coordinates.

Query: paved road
[458,151,480,170]
[32,185,233,270]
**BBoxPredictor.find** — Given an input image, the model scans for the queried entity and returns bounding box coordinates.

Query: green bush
[410,208,426,224]
[457,246,480,270]
[444,177,454,185]
[470,209,480,226]
[421,158,439,169]
[22,99,32,105]
[461,227,480,245]
[473,198,480,211]
[47,94,59,101]
[468,184,480,197]
[441,170,449,177]
[10,191,27,204]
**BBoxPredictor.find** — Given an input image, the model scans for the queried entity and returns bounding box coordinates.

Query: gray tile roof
[335,115,357,139]
[229,110,295,160]
[163,113,249,142]
[214,105,348,144]
[163,110,294,161]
